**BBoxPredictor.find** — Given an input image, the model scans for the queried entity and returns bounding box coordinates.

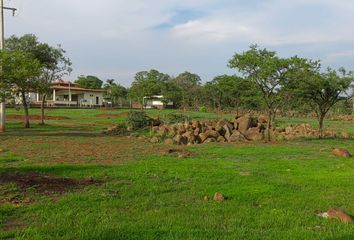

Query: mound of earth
[7,115,70,120]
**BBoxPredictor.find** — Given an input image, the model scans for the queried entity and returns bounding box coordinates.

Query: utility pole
[0,0,17,132]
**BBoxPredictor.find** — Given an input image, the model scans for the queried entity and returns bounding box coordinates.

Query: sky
[3,0,354,87]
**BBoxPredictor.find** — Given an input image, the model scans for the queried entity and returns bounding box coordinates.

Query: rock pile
[151,114,338,145]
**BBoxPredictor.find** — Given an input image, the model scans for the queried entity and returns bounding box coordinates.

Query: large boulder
[229,130,246,142]
[199,130,219,143]
[244,127,264,141]
[173,134,188,145]
[223,124,233,142]
[235,115,258,134]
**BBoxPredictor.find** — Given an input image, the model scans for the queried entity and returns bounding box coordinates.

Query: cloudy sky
[4,0,354,86]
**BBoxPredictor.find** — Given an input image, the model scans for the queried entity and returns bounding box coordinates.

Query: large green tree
[128,69,170,105]
[173,71,202,110]
[204,75,262,112]
[228,45,309,139]
[75,75,103,89]
[289,67,353,137]
[0,50,42,128]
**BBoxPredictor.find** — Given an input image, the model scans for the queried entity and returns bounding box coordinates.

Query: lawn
[0,108,353,240]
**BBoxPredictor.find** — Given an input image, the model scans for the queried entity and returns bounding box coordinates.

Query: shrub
[199,106,207,113]
[165,112,190,124]
[126,111,150,130]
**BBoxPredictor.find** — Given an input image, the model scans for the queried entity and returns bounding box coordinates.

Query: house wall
[82,92,104,106]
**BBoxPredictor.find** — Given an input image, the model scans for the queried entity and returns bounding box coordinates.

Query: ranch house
[26,81,107,107]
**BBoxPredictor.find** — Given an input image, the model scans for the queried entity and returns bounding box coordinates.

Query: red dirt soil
[7,115,70,120]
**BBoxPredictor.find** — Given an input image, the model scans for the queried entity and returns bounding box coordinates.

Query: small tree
[228,45,307,140]
[291,67,353,137]
[5,34,71,125]
[1,51,42,128]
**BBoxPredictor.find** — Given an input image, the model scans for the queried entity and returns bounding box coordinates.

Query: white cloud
[4,0,354,84]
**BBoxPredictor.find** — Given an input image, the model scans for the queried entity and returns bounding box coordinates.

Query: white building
[143,95,174,109]
[16,81,107,107]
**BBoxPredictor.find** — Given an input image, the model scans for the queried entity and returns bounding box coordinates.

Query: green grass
[0,108,353,239]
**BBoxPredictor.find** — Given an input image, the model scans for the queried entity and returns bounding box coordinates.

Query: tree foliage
[288,67,353,136]
[75,75,103,89]
[228,45,311,139]
[128,69,170,104]
[0,50,42,128]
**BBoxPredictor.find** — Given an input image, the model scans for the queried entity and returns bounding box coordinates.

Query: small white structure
[143,95,174,109]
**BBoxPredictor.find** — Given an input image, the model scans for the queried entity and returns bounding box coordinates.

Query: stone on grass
[332,148,351,158]
[341,132,350,139]
[327,208,352,223]
[317,208,352,224]
[213,192,225,202]
[164,138,174,145]
[150,137,159,143]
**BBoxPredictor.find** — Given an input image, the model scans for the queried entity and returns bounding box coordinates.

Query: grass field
[0,108,353,240]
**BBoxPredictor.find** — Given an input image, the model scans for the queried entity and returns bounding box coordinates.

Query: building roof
[51,86,106,92]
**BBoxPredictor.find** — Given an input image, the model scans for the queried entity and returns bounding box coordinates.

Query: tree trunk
[266,108,272,142]
[40,94,46,125]
[318,114,325,138]
[21,92,30,128]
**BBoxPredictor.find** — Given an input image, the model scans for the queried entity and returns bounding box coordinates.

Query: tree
[75,75,103,89]
[0,51,42,128]
[228,45,308,140]
[204,75,262,112]
[128,69,170,105]
[5,34,71,125]
[173,71,202,110]
[290,67,353,137]
[104,79,127,107]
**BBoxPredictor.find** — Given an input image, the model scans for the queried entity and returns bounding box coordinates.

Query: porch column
[53,89,56,101]
[36,92,39,102]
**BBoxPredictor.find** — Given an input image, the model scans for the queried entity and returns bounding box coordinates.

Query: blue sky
[4,0,354,86]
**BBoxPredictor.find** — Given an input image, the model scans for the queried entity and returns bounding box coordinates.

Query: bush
[126,111,150,130]
[165,112,190,124]
[199,106,207,113]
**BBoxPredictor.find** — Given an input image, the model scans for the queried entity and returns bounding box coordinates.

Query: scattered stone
[341,132,350,139]
[213,192,225,202]
[177,152,190,159]
[332,148,351,158]
[316,208,352,224]
[164,138,174,145]
[150,136,159,143]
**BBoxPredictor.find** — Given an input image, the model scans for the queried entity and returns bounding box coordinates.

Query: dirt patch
[7,115,70,120]
[0,171,99,193]
[95,112,129,119]
[96,107,114,110]
[164,148,193,158]
[0,171,100,205]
